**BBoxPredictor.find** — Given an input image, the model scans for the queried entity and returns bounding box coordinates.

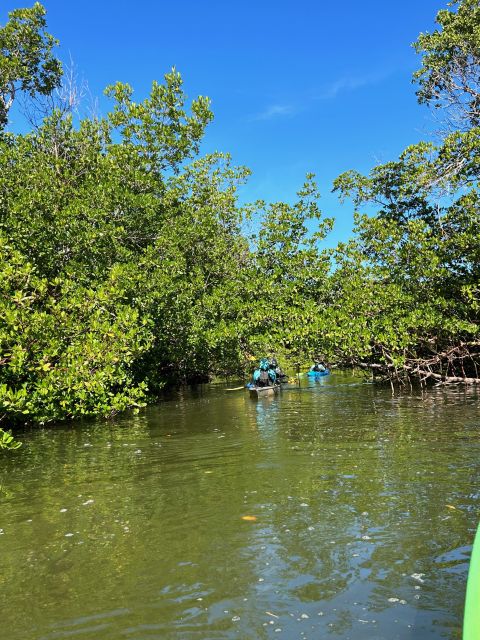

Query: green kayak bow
[464,522,480,639]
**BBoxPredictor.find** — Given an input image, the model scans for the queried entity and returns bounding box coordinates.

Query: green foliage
[1,4,318,424]
[326,0,480,379]
[0,236,153,423]
[0,428,21,450]
[243,175,333,357]
[0,2,62,129]
[329,134,480,371]
[105,70,213,173]
[414,0,480,126]
[2,0,480,433]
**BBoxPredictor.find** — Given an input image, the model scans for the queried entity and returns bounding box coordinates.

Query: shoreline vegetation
[0,0,479,437]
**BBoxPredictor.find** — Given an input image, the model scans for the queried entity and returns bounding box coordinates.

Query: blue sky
[5,0,445,246]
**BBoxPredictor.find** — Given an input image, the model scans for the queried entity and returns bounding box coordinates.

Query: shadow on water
[1,372,479,639]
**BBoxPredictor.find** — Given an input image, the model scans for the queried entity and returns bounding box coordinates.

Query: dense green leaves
[1,3,323,426]
[0,428,21,450]
[0,236,153,424]
[0,2,62,128]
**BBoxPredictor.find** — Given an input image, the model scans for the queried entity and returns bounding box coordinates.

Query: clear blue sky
[5,0,445,246]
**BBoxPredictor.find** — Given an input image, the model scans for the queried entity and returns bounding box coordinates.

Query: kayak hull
[464,522,480,639]
[247,384,280,398]
[307,369,330,377]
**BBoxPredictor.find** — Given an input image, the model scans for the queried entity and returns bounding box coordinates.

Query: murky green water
[1,372,480,639]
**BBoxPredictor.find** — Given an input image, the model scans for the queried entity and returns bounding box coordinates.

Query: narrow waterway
[1,372,479,639]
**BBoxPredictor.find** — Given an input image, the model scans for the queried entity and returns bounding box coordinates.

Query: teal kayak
[464,522,480,639]
[307,368,330,377]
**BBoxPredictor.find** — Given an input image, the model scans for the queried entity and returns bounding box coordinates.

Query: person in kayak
[253,357,277,387]
[268,357,288,383]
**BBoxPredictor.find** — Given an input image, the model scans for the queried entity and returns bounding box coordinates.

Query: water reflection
[253,396,280,439]
[0,373,479,639]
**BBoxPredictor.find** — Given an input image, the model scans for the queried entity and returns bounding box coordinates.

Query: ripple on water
[2,376,479,639]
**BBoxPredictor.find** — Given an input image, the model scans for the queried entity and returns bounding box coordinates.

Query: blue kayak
[307,369,330,377]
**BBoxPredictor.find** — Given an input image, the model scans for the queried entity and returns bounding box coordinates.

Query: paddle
[226,385,245,391]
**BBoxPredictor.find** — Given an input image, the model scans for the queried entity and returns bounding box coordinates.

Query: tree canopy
[330,0,480,385]
[0,2,62,128]
[1,0,479,434]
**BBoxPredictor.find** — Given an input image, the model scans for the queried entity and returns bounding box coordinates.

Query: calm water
[1,372,480,640]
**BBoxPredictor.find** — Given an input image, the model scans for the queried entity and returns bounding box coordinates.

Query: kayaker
[269,357,287,383]
[311,362,326,372]
[253,357,277,387]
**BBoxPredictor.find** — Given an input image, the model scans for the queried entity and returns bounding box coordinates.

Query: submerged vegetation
[0,0,479,430]
[0,428,21,450]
